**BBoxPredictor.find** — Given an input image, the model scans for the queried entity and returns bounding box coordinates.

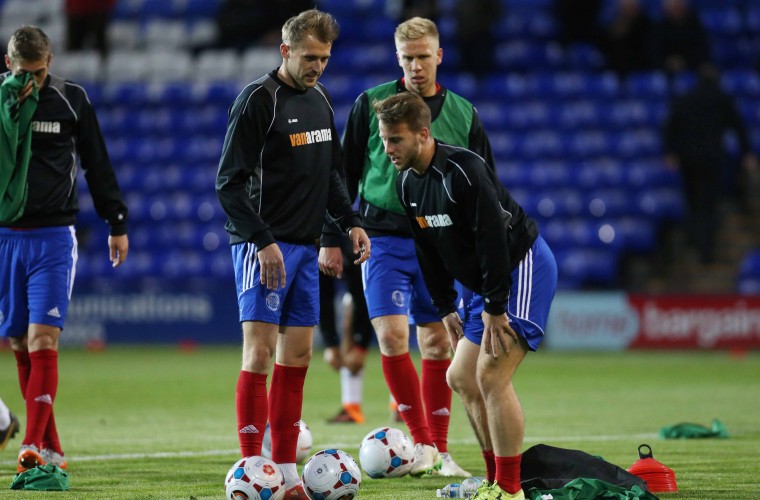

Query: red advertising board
[628,295,760,349]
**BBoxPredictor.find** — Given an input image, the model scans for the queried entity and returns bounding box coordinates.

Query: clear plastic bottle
[436,483,462,497]
[460,477,487,497]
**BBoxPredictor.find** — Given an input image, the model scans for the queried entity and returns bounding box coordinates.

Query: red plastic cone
[627,444,678,493]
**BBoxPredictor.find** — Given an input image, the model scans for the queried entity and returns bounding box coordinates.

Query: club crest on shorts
[266,292,281,311]
[391,290,405,308]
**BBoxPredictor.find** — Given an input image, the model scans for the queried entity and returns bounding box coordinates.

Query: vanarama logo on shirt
[289,128,332,147]
[415,214,453,228]
[32,121,61,133]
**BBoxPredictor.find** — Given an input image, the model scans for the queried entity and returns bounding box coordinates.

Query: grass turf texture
[0,347,758,499]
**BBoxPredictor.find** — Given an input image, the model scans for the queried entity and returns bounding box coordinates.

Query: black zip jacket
[216,70,360,247]
[396,141,538,317]
[0,72,127,234]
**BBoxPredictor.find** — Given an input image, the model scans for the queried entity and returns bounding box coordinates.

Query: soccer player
[318,240,373,424]
[319,16,493,476]
[377,92,558,500]
[1,26,129,472]
[215,9,370,499]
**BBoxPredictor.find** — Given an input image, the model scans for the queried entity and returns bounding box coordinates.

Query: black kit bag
[520,444,655,496]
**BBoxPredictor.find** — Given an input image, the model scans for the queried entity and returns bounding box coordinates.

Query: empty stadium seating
[4,0,756,292]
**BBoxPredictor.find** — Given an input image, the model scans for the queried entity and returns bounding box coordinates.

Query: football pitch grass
[1,346,758,499]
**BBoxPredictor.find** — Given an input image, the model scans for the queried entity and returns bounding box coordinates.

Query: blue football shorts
[0,226,78,337]
[462,235,557,351]
[361,235,440,325]
[232,241,319,327]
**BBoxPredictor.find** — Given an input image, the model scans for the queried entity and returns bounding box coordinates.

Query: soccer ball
[301,449,362,499]
[358,426,415,478]
[224,455,286,500]
[262,420,313,464]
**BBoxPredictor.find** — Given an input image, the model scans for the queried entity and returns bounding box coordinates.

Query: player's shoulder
[441,86,475,107]
[439,142,483,168]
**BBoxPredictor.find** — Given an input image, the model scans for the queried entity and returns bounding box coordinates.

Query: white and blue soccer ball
[358,426,415,478]
[301,449,362,500]
[224,455,286,500]
[262,420,313,464]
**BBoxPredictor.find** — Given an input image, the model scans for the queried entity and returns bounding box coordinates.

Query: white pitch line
[0,433,658,466]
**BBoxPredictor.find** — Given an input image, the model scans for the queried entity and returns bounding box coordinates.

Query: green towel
[0,71,38,223]
[9,464,70,491]
[527,477,658,500]
[660,418,729,439]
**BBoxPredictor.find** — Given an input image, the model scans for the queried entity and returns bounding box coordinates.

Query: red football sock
[421,358,452,453]
[495,454,522,494]
[268,364,307,464]
[23,350,58,448]
[482,449,496,483]
[381,353,432,445]
[236,370,268,457]
[42,413,63,455]
[14,350,31,398]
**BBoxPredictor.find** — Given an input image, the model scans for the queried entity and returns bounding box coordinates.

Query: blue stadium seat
[723,70,760,98]
[636,187,685,221]
[101,82,150,108]
[700,8,743,37]
[498,162,532,189]
[625,160,681,189]
[569,130,613,159]
[527,161,571,189]
[575,159,626,189]
[555,100,603,130]
[584,189,636,218]
[554,248,620,288]
[739,250,760,278]
[612,217,656,252]
[615,129,662,159]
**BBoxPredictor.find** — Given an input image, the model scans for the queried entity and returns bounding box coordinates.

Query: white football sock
[280,463,300,485]
[340,367,364,405]
[0,397,10,429]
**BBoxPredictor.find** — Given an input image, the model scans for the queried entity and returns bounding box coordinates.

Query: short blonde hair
[282,9,340,49]
[394,17,439,44]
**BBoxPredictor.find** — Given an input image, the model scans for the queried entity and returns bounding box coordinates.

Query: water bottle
[436,483,462,497]
[461,477,487,497]
[436,477,486,498]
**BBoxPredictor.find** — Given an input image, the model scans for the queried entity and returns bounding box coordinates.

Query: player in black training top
[1,25,128,474]
[215,9,370,499]
[376,92,557,500]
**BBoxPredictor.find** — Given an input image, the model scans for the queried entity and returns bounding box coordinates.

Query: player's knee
[243,345,275,372]
[446,364,469,395]
[417,329,450,359]
[27,328,60,351]
[475,366,512,397]
[376,330,408,356]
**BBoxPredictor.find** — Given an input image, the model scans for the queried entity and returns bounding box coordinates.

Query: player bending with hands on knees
[321,17,494,476]
[377,92,557,500]
[215,9,370,499]
[1,25,128,473]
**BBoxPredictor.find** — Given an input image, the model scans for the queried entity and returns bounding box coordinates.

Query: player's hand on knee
[442,312,464,352]
[323,346,342,371]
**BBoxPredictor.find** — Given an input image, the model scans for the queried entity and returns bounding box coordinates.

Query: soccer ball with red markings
[224,456,285,500]
[358,427,415,478]
[262,420,313,464]
[301,449,361,499]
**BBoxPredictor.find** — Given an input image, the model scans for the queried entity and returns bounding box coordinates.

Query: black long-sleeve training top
[216,70,360,247]
[0,72,127,233]
[396,141,538,317]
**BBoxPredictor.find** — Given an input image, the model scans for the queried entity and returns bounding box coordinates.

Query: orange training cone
[627,444,678,493]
